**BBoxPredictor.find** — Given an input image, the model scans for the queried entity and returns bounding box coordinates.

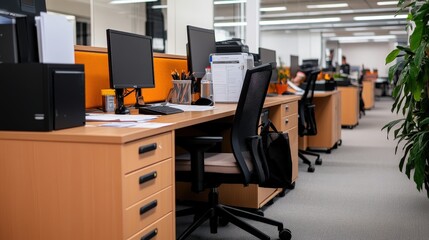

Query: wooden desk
[305,90,342,152]
[337,86,359,128]
[0,96,299,240]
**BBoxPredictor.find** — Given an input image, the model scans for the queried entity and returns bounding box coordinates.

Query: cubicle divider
[74,45,188,109]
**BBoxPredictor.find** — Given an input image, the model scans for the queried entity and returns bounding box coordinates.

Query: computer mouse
[282,91,295,95]
[194,98,214,106]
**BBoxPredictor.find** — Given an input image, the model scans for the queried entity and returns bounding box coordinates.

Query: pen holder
[170,80,192,105]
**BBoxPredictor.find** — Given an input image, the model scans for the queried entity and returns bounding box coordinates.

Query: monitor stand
[134,88,146,108]
[115,89,130,114]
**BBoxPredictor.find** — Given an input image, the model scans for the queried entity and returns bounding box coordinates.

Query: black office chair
[175,63,291,240]
[298,70,322,172]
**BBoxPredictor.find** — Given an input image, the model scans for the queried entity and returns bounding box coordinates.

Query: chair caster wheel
[315,158,322,165]
[219,217,229,227]
[279,228,292,240]
[308,166,315,172]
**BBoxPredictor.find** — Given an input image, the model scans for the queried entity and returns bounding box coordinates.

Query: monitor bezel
[106,29,155,89]
[186,25,216,79]
[259,47,278,83]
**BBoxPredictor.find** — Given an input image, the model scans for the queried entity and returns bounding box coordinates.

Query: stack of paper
[35,12,74,64]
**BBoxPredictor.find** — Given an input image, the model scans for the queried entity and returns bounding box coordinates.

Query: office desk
[0,96,299,240]
[302,90,342,153]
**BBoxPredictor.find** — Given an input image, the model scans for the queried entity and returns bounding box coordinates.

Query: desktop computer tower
[0,63,85,131]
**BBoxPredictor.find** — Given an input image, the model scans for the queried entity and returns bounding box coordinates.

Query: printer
[210,53,254,103]
[215,38,249,53]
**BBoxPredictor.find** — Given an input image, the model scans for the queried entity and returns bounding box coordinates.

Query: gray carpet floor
[176,97,429,240]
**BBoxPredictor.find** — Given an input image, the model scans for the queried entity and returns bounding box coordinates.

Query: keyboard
[138,105,184,115]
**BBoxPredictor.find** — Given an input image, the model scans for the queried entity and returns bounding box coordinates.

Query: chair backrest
[298,70,320,136]
[230,63,272,185]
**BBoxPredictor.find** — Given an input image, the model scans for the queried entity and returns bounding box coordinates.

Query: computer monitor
[186,25,216,79]
[106,29,155,114]
[259,47,278,83]
[0,0,46,63]
[302,59,319,67]
[290,55,299,79]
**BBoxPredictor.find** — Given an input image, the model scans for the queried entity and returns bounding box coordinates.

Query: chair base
[176,188,291,240]
[299,150,323,172]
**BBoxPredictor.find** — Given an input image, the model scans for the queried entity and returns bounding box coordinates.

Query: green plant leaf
[386,49,401,64]
[399,144,414,171]
[410,21,423,51]
[397,45,414,55]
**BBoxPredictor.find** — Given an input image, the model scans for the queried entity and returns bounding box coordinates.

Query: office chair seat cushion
[176,152,253,174]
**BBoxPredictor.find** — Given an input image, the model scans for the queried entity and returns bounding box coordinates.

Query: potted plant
[384,0,429,197]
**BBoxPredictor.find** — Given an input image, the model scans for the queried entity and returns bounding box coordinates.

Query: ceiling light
[322,33,336,37]
[339,39,370,43]
[380,26,404,30]
[389,30,407,35]
[307,3,348,9]
[260,17,341,25]
[214,22,247,27]
[110,0,156,4]
[330,35,397,41]
[214,0,246,5]
[152,5,167,9]
[354,14,407,21]
[353,32,375,36]
[345,27,369,31]
[260,6,287,12]
[377,1,397,6]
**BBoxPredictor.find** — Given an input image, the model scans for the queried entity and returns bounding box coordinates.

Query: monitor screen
[107,29,155,89]
[290,55,299,79]
[259,47,277,83]
[186,25,216,79]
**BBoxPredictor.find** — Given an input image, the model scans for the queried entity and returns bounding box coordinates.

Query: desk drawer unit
[122,132,174,239]
[278,102,298,182]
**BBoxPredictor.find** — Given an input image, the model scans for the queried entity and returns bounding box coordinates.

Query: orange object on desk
[276,83,288,95]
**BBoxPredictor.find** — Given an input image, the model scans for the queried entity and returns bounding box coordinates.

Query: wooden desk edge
[0,96,299,144]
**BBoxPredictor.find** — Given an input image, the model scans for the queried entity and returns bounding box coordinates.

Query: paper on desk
[98,122,172,128]
[167,103,215,112]
[86,114,158,122]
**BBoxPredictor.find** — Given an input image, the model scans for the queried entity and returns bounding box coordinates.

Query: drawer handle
[285,105,289,112]
[140,200,158,216]
[139,171,157,185]
[139,143,157,155]
[285,118,289,124]
[141,228,158,240]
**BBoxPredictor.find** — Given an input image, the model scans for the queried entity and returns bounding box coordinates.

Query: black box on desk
[0,63,85,131]
[302,80,337,91]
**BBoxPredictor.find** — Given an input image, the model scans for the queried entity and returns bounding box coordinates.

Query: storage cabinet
[307,91,342,151]
[338,86,359,128]
[0,132,175,240]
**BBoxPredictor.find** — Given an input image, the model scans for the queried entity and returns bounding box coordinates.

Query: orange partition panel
[75,50,187,109]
